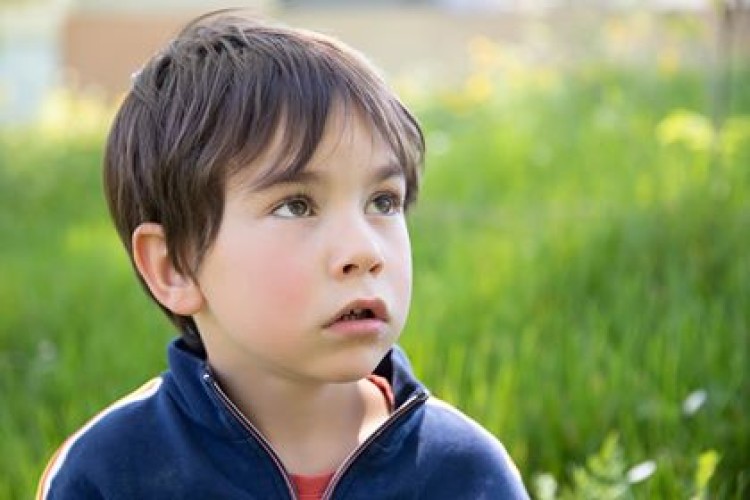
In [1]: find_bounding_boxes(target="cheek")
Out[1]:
[251,235,316,309]
[389,226,413,318]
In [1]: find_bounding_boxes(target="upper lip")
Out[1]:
[326,298,389,326]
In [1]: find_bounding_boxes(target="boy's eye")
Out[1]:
[272,197,315,218]
[367,192,403,216]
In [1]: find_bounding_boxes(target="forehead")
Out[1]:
[306,107,396,167]
[232,103,401,191]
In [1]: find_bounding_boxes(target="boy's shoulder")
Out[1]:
[37,378,169,498]
[423,396,519,461]
[411,395,527,496]
[50,377,165,456]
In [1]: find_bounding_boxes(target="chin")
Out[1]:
[316,346,391,383]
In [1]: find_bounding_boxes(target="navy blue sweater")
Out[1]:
[38,339,529,499]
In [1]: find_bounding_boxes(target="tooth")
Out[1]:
[339,307,375,321]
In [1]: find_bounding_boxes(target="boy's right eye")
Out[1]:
[271,196,315,218]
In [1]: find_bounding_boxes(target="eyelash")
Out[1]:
[369,191,404,215]
[271,193,316,218]
[270,190,405,218]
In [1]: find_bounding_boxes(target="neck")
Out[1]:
[211,365,389,475]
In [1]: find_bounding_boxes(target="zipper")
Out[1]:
[204,370,428,500]
[203,372,298,500]
[320,390,428,500]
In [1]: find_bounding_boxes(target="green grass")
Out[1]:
[1,64,748,498]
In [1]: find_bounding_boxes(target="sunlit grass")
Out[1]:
[1,62,748,498]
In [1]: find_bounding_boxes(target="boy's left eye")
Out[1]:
[367,192,403,216]
[272,196,315,218]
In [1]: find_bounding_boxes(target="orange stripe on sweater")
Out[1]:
[35,377,163,499]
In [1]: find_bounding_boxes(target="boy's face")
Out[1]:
[192,108,412,385]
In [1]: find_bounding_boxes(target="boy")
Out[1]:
[37,11,528,499]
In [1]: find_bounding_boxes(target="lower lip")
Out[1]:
[324,319,388,338]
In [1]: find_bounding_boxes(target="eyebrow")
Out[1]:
[249,161,405,192]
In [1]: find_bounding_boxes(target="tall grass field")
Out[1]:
[1,60,748,497]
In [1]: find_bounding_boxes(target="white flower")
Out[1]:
[532,473,558,500]
[627,460,657,484]
[682,389,708,416]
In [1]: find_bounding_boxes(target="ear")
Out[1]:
[131,223,204,316]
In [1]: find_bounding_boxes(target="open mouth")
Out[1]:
[327,299,388,327]
[339,308,376,321]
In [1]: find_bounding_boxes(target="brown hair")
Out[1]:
[103,11,425,351]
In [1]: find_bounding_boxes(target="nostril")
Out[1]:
[338,256,383,277]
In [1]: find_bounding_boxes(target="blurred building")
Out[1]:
[0,1,69,124]
[1,0,748,125]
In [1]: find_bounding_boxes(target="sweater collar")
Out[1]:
[371,344,429,408]
[165,338,429,435]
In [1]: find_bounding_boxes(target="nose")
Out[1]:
[328,216,384,279]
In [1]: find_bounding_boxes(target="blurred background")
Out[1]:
[1,0,748,498]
